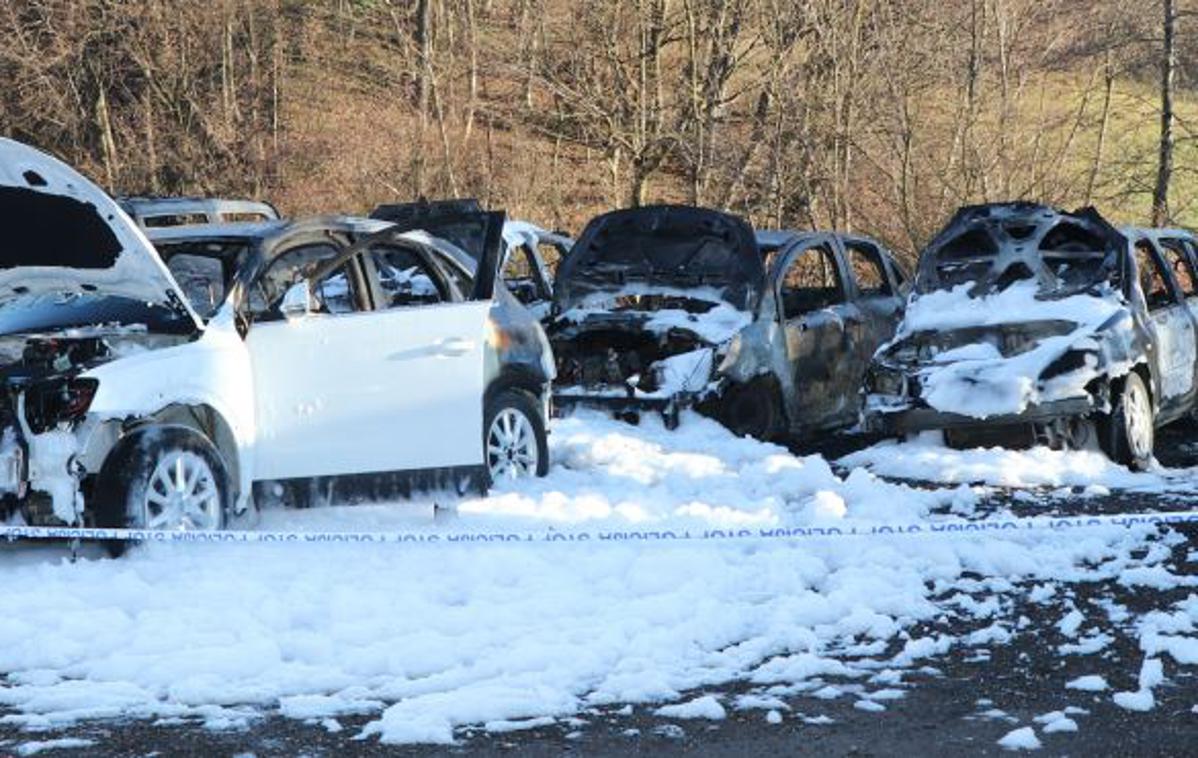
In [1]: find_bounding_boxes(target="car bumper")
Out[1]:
[552,391,696,418]
[864,395,1096,436]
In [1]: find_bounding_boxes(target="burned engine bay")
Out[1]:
[0,328,185,525]
[550,292,751,417]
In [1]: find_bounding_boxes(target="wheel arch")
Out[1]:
[86,403,244,507]
[485,364,547,406]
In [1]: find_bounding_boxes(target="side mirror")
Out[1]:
[280,281,314,319]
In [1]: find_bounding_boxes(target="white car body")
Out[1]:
[0,139,546,528]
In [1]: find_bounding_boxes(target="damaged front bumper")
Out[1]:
[552,388,707,428]
[864,393,1096,437]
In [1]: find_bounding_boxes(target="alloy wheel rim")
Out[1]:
[141,451,222,530]
[487,408,539,480]
[1124,381,1152,460]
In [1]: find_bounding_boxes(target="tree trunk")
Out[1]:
[1085,53,1114,206]
[413,0,432,196]
[1152,0,1176,226]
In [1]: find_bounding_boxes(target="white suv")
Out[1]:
[0,139,552,538]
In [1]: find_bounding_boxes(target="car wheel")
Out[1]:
[484,390,549,485]
[1099,373,1154,471]
[95,426,231,555]
[718,379,781,440]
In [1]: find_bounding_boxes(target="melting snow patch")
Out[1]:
[997,726,1042,751]
[484,716,556,734]
[16,739,95,756]
[652,724,686,740]
[1112,690,1155,712]
[1065,675,1109,691]
[766,709,783,724]
[1057,608,1085,637]
[1043,717,1078,734]
[654,695,726,720]
[732,694,788,712]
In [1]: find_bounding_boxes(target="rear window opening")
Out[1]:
[142,213,210,228]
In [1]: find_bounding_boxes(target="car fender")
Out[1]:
[80,308,256,508]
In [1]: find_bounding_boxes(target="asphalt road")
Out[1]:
[2,427,1196,757]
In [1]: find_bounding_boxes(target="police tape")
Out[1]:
[1,509,1196,547]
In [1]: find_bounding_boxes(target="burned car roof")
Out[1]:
[554,205,763,313]
[916,202,1127,298]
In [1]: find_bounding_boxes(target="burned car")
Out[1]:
[547,205,908,439]
[118,195,280,228]
[864,202,1198,469]
[0,138,551,542]
[370,199,572,319]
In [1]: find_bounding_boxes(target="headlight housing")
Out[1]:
[868,366,906,396]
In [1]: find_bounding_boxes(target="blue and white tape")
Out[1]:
[1,509,1196,547]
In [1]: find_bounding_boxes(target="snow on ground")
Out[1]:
[0,411,1193,745]
[841,432,1198,493]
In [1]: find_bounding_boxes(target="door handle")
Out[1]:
[438,338,475,356]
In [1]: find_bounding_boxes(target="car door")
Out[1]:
[245,229,493,482]
[1132,237,1198,416]
[774,237,857,430]
[1155,237,1198,414]
[838,237,905,410]
[245,238,390,480]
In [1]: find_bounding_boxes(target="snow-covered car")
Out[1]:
[118,195,280,228]
[547,205,908,439]
[864,202,1198,469]
[370,199,572,320]
[0,138,551,539]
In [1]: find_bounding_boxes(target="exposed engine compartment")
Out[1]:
[0,330,187,526]
[553,325,710,396]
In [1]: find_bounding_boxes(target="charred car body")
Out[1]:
[0,138,551,539]
[547,205,908,439]
[864,202,1198,469]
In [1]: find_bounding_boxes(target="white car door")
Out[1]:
[247,241,488,481]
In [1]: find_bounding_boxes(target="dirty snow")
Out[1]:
[0,411,1192,746]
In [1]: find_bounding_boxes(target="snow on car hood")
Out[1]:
[554,206,764,313]
[559,298,752,346]
[885,280,1126,419]
[0,139,200,327]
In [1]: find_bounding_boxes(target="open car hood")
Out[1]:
[553,206,764,313]
[0,139,200,326]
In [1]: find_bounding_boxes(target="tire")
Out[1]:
[1098,372,1155,471]
[717,379,781,441]
[483,390,549,487]
[94,425,232,556]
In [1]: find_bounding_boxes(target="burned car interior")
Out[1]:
[369,198,569,314]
